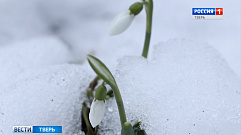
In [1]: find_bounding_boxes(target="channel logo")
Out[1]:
[13,126,62,133]
[13,126,32,133]
[192,8,223,20]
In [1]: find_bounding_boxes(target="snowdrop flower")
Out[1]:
[110,2,143,36]
[89,85,107,127]
[109,10,135,36]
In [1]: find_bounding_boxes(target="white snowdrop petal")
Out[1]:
[89,99,106,127]
[110,10,135,36]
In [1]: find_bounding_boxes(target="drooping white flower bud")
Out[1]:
[89,99,105,127]
[109,10,135,36]
[89,85,107,127]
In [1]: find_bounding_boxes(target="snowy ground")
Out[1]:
[0,0,240,135]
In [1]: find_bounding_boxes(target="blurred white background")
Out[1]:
[0,0,240,77]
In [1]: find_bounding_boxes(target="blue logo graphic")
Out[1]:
[192,8,216,15]
[33,126,62,133]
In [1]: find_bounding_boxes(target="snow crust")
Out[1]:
[99,39,241,135]
[0,64,93,135]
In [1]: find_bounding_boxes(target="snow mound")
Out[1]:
[100,39,241,135]
[0,64,93,135]
[0,37,73,86]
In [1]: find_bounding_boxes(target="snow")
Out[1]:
[0,0,240,135]
[0,37,73,86]
[99,39,241,135]
[0,36,95,134]
[0,64,94,135]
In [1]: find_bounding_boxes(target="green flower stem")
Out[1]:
[101,81,105,86]
[110,83,127,128]
[142,0,153,58]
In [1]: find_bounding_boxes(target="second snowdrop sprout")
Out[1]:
[87,55,139,134]
[87,55,127,126]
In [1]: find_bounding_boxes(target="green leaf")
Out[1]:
[136,130,147,135]
[133,121,147,135]
[82,103,95,135]
[87,55,116,86]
